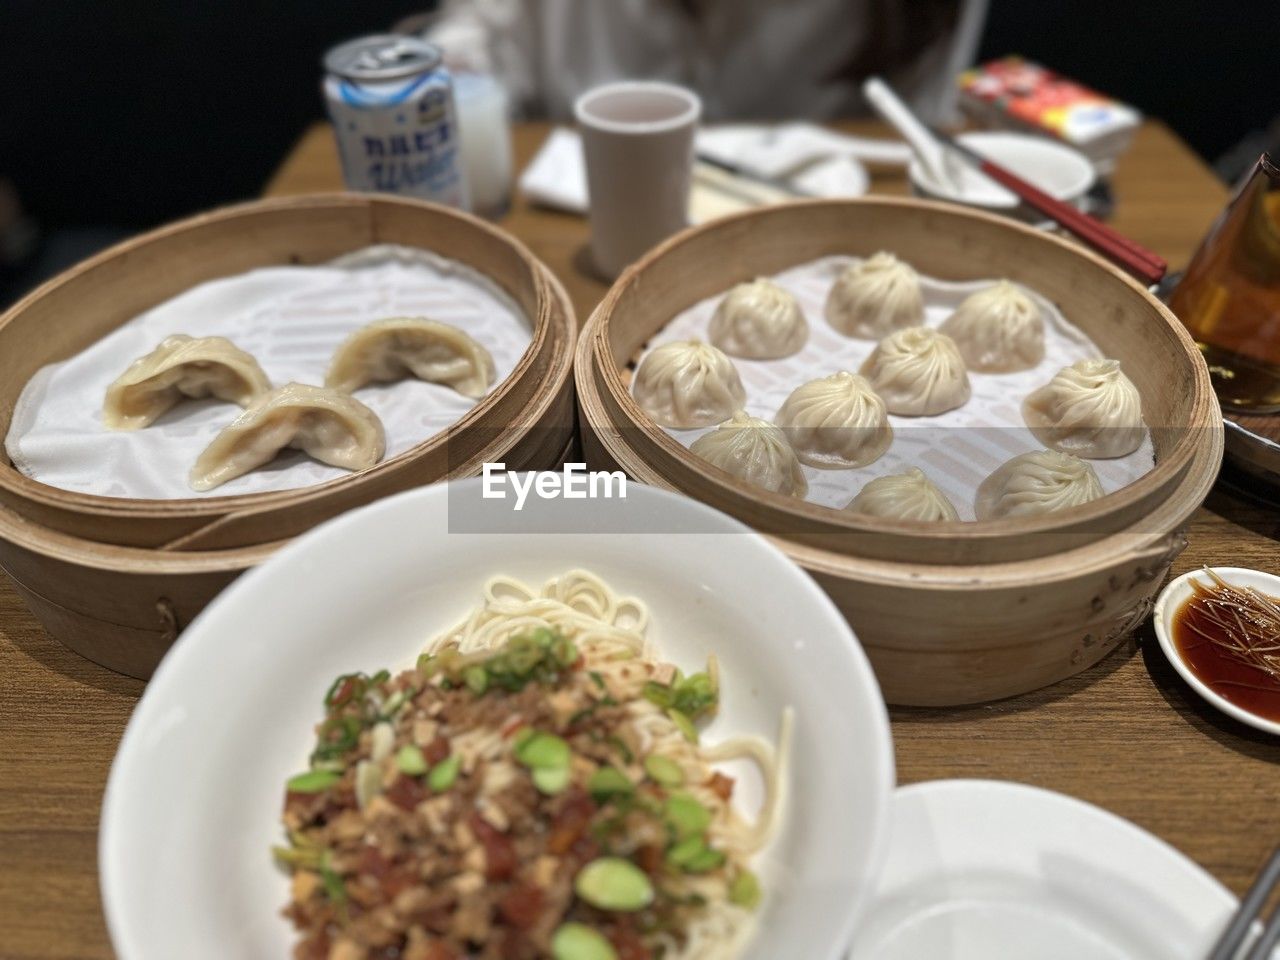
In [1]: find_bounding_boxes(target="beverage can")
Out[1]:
[322,34,469,209]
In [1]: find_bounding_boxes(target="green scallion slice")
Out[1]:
[427,755,461,792]
[574,857,654,912]
[286,769,340,793]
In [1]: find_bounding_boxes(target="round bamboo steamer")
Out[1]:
[0,194,576,550]
[581,198,1219,566]
[0,431,578,680]
[575,198,1225,705]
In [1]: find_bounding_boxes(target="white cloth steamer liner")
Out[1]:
[5,245,533,499]
[640,255,1154,520]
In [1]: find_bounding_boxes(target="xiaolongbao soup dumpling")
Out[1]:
[859,327,970,416]
[974,449,1104,521]
[845,467,960,522]
[689,411,807,497]
[774,371,892,469]
[104,334,270,430]
[824,252,924,339]
[940,280,1044,372]
[709,277,808,359]
[326,318,495,399]
[1023,358,1144,459]
[189,383,385,492]
[632,340,747,429]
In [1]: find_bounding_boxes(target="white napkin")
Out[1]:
[519,124,908,219]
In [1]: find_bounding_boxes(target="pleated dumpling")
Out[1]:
[326,318,495,399]
[940,280,1044,372]
[103,334,270,430]
[824,252,925,339]
[859,327,970,416]
[689,411,807,497]
[709,277,808,359]
[774,371,892,469]
[974,449,1104,521]
[1023,358,1144,459]
[189,383,385,492]
[845,467,959,522]
[632,340,747,429]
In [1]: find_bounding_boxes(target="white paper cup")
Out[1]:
[575,81,702,279]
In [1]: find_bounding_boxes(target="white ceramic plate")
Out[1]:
[101,479,894,960]
[848,780,1238,960]
[1154,566,1280,736]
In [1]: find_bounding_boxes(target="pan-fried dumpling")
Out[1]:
[708,277,808,359]
[974,449,1104,520]
[845,467,959,522]
[824,252,925,339]
[859,327,970,416]
[940,281,1044,372]
[689,411,807,497]
[1023,358,1144,459]
[189,383,385,492]
[103,334,270,430]
[774,371,892,469]
[632,340,747,429]
[326,318,495,399]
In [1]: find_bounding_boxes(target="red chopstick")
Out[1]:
[928,127,1168,286]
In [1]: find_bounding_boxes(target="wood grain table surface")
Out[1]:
[3,120,1277,959]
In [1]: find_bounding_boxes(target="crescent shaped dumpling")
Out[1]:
[325,318,496,399]
[859,326,971,416]
[774,371,892,469]
[103,334,270,430]
[974,449,1104,521]
[1023,358,1144,459]
[632,340,747,429]
[189,383,385,492]
[824,252,925,339]
[845,467,960,522]
[940,280,1045,372]
[689,411,807,497]
[708,277,808,359]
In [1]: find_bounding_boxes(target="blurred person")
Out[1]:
[414,0,988,123]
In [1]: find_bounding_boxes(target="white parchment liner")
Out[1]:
[5,245,533,499]
[639,255,1154,521]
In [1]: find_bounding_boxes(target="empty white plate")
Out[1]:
[848,780,1238,960]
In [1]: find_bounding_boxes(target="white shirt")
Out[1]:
[426,0,987,123]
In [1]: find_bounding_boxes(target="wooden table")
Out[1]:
[3,121,1278,959]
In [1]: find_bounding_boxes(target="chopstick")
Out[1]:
[1207,846,1280,960]
[695,153,815,199]
[927,126,1168,287]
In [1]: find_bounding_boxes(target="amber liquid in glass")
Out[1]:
[1169,156,1280,412]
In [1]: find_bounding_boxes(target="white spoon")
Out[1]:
[861,76,957,188]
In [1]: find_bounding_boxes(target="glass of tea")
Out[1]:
[1170,154,1280,412]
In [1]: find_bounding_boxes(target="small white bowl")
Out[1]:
[909,132,1096,226]
[1153,566,1280,736]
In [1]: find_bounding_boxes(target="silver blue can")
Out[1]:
[322,35,469,209]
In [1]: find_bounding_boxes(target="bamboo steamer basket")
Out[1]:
[0,194,576,550]
[0,431,578,680]
[575,198,1224,705]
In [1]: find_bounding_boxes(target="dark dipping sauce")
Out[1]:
[1172,580,1280,723]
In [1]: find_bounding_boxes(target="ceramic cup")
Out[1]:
[575,81,702,280]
